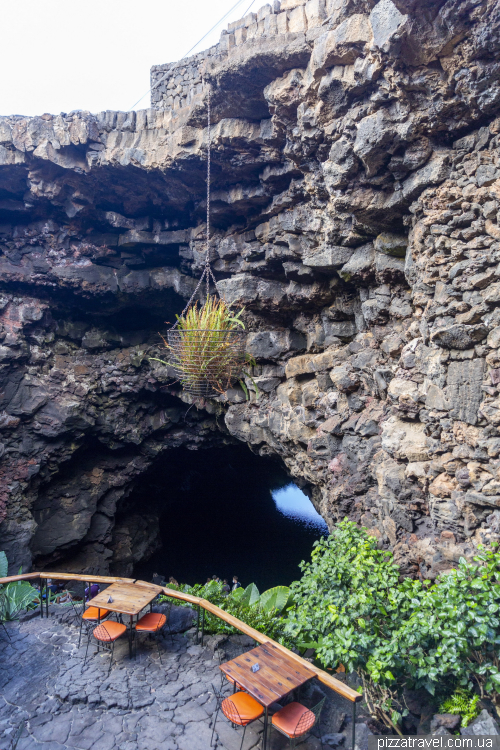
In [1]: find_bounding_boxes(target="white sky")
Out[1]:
[0,0,260,117]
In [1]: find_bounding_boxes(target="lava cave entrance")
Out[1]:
[126,445,327,591]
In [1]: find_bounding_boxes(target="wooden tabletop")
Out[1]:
[133,581,164,594]
[90,581,161,616]
[220,642,315,708]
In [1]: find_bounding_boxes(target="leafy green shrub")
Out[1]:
[440,688,480,727]
[282,521,500,731]
[159,580,293,645]
[284,520,409,671]
[0,551,39,621]
[367,545,500,705]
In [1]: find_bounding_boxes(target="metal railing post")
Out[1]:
[196,605,200,645]
[352,699,356,750]
[201,608,205,647]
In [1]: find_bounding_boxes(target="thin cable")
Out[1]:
[168,79,220,325]
[206,85,211,300]
[242,0,257,16]
[130,0,251,110]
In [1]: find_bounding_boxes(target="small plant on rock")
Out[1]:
[440,688,480,728]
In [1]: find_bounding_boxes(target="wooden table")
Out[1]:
[90,581,163,658]
[220,642,315,750]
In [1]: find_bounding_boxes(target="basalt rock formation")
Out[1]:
[1,0,500,578]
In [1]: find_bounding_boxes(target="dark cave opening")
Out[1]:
[125,445,327,592]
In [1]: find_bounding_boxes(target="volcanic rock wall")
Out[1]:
[0,0,500,577]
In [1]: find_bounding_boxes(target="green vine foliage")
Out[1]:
[366,545,500,700]
[284,520,408,675]
[283,520,500,708]
[440,689,481,728]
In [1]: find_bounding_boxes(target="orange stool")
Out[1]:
[225,674,246,692]
[271,698,325,748]
[84,621,127,675]
[135,612,171,663]
[78,605,110,648]
[211,685,264,750]
[82,606,110,620]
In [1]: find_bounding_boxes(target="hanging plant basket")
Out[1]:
[167,326,246,398]
[150,84,253,400]
[152,296,248,398]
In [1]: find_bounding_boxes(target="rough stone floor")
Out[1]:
[0,607,344,750]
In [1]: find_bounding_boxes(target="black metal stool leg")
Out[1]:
[156,630,163,664]
[108,641,114,676]
[211,704,221,747]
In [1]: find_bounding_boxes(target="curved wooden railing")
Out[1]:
[0,571,361,706]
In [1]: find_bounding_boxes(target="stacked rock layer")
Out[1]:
[0,0,500,577]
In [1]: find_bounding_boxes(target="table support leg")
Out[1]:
[352,701,356,750]
[129,615,133,659]
[263,706,269,750]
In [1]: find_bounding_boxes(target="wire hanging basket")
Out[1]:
[167,327,247,398]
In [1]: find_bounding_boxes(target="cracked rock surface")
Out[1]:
[1,0,500,576]
[0,606,339,750]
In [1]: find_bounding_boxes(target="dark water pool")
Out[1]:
[132,446,328,592]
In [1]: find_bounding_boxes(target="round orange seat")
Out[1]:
[135,613,166,632]
[82,606,110,620]
[222,692,264,726]
[93,621,126,642]
[272,702,315,738]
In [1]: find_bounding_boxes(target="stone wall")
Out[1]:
[150,0,328,113]
[1,0,500,577]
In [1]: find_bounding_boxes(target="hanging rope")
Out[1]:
[164,83,247,398]
[206,84,211,301]
[170,82,219,328]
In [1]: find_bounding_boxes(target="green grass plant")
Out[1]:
[151,296,248,395]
